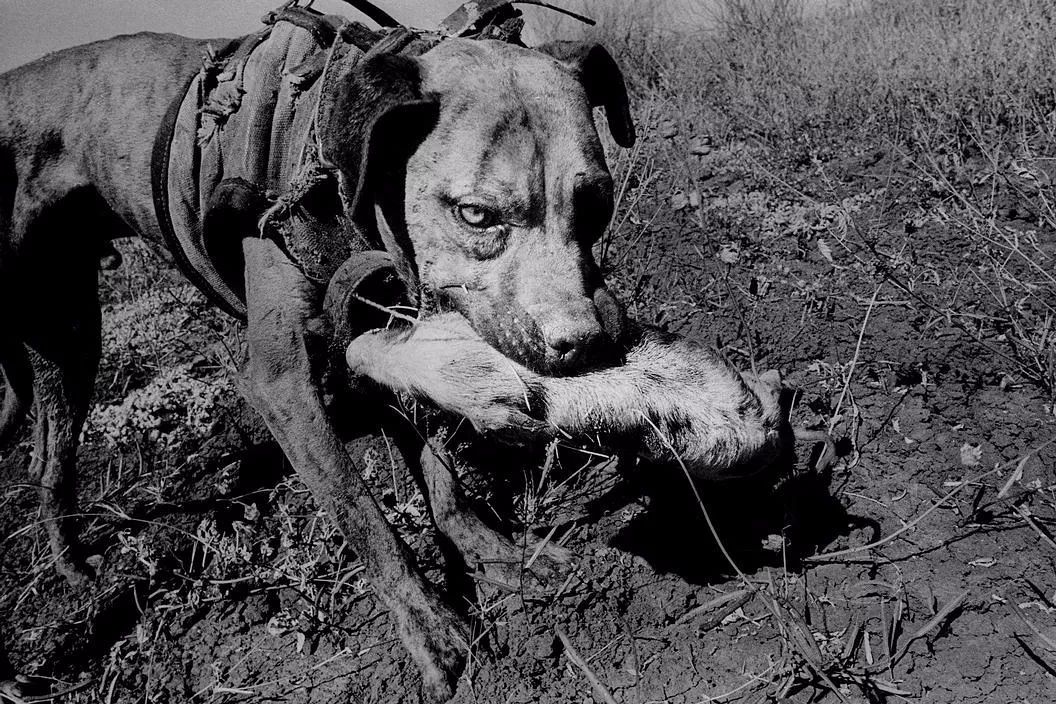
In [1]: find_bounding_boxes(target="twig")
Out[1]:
[829,282,882,434]
[806,467,1001,562]
[864,590,969,673]
[524,525,559,571]
[700,665,776,702]
[1009,598,1056,652]
[670,589,753,629]
[555,628,618,704]
[1012,505,1056,552]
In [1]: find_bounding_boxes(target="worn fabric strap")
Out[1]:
[151,40,246,319]
[323,250,404,350]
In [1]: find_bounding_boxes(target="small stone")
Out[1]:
[688,137,711,155]
[717,242,740,265]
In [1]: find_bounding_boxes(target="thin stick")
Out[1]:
[806,467,1001,562]
[352,292,419,325]
[864,590,969,673]
[1009,598,1056,652]
[829,282,882,434]
[1013,505,1056,552]
[515,1,597,26]
[524,525,559,571]
[555,628,618,704]
[670,589,753,628]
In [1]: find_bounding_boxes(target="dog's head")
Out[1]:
[332,37,635,375]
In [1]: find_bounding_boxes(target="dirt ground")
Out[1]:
[3,91,1056,704]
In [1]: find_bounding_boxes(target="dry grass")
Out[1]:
[561,0,1056,405]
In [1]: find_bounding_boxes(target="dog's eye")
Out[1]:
[456,203,499,229]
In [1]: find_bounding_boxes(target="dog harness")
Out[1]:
[151,0,591,335]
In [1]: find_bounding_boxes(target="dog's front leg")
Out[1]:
[410,438,570,592]
[240,239,465,702]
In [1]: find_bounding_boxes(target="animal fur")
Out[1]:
[346,312,786,474]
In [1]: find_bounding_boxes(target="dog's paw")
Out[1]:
[462,529,575,597]
[396,597,468,703]
[516,538,575,590]
[55,554,99,588]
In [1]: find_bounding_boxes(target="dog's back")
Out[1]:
[0,33,218,249]
[0,33,214,444]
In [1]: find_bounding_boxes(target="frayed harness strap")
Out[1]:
[151,39,247,319]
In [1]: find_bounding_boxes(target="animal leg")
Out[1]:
[0,329,31,448]
[0,201,31,448]
[240,238,466,702]
[23,299,101,587]
[408,437,570,594]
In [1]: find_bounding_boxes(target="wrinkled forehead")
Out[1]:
[416,40,608,179]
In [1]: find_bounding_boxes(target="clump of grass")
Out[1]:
[85,364,234,447]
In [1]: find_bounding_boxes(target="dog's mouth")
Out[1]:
[431,286,623,376]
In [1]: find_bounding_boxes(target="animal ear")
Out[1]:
[352,100,439,297]
[537,41,636,148]
[317,34,426,198]
[315,29,439,296]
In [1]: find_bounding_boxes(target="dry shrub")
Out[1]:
[563,0,1056,143]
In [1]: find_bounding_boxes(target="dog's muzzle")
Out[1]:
[445,285,626,376]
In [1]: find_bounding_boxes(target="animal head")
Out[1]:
[326,36,635,375]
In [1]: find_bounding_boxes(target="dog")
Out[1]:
[0,5,786,701]
[0,6,642,698]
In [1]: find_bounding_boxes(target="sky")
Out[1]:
[0,0,467,72]
[0,0,834,73]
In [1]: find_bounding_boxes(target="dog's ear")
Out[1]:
[316,31,439,296]
[317,36,427,202]
[353,99,439,297]
[537,41,636,148]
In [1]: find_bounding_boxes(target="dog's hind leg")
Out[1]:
[21,272,101,586]
[11,183,105,585]
[0,318,31,448]
[240,238,466,702]
[0,153,30,447]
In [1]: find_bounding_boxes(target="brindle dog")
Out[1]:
[0,20,645,699]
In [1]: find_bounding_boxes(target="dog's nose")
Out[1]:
[541,318,609,372]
